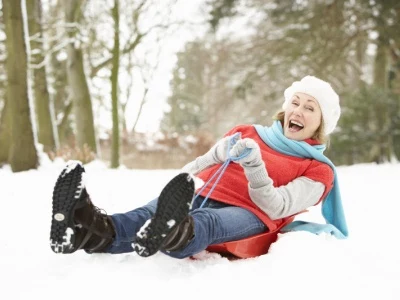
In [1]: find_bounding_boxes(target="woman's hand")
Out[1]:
[180,133,242,175]
[212,133,242,163]
[229,138,263,167]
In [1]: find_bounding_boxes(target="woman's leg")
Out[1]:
[107,174,196,255]
[50,161,194,255]
[106,199,158,254]
[163,203,267,259]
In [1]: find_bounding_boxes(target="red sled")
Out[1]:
[206,216,294,259]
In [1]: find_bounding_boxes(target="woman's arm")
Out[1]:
[181,134,241,175]
[244,164,324,220]
[229,137,326,220]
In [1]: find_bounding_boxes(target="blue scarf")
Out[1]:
[253,121,348,239]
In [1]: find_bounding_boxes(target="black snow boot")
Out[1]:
[134,173,195,257]
[161,215,195,252]
[50,161,115,254]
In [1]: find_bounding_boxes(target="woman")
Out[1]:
[50,75,348,258]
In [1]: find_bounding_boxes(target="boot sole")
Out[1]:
[134,173,195,257]
[49,161,85,254]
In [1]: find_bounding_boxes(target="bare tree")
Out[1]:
[26,0,59,152]
[84,0,185,164]
[110,0,120,168]
[0,2,8,165]
[63,0,97,153]
[0,97,10,165]
[130,46,163,132]
[44,0,71,146]
[3,0,38,171]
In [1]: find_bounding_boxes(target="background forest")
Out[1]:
[1,0,399,172]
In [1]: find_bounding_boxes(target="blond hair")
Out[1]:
[272,111,329,145]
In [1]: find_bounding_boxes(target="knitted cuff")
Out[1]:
[243,163,271,189]
[196,154,216,172]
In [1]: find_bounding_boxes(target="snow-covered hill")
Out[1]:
[1,160,399,300]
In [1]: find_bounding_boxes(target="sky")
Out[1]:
[120,0,208,133]
[1,158,399,300]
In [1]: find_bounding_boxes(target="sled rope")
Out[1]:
[193,133,251,208]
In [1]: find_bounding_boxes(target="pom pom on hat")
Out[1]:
[282,76,341,135]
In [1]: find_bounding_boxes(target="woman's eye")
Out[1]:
[292,101,299,106]
[306,106,314,111]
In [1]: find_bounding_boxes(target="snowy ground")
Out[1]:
[1,158,399,300]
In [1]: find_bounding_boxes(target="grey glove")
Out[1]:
[181,133,241,175]
[211,133,241,163]
[229,138,263,167]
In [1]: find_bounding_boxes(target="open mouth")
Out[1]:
[288,120,304,132]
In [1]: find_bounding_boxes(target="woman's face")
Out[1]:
[283,92,322,141]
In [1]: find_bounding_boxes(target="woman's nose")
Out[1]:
[293,106,302,116]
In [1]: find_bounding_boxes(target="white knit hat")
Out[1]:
[282,75,341,135]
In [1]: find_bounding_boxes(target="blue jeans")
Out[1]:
[107,196,267,259]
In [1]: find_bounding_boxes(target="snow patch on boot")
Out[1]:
[134,243,147,256]
[50,227,74,253]
[136,219,152,239]
[167,219,176,228]
[74,178,85,200]
[62,160,83,177]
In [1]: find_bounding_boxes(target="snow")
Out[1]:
[63,160,82,175]
[1,160,400,300]
[167,219,176,228]
[50,227,74,254]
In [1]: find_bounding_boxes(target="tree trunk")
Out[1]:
[0,98,11,165]
[57,100,74,145]
[373,38,388,89]
[63,0,97,153]
[131,87,148,132]
[110,0,120,168]
[3,0,39,172]
[26,0,59,152]
[46,0,69,146]
[388,43,400,161]
[373,38,393,162]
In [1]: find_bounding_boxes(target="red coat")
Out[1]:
[197,125,334,231]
